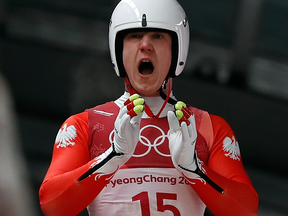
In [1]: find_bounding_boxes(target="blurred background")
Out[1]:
[0,0,288,215]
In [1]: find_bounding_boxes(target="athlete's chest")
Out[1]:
[88,112,209,167]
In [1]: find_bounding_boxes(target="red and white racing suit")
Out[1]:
[39,92,258,216]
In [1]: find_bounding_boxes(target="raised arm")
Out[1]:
[168,103,259,216]
[39,95,145,216]
[39,112,110,216]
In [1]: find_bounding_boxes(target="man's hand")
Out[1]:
[78,94,145,181]
[168,101,198,171]
[113,94,144,158]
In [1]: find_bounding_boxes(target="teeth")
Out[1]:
[142,60,150,63]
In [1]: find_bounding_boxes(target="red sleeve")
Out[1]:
[183,114,259,216]
[208,115,255,188]
[39,112,113,216]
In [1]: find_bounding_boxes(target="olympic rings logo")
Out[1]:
[109,124,170,158]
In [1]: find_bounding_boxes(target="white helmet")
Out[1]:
[109,0,190,78]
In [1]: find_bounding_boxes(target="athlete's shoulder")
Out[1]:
[187,105,231,130]
[209,114,233,131]
[187,105,209,118]
[186,104,230,126]
[65,111,88,125]
[58,112,89,139]
[86,101,119,114]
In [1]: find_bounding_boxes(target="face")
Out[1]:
[123,31,172,97]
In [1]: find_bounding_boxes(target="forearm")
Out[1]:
[181,164,259,216]
[40,162,108,216]
[39,147,125,216]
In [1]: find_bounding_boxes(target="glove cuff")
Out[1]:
[78,144,128,181]
[177,151,202,178]
[178,152,224,193]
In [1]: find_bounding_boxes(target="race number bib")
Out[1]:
[88,168,206,216]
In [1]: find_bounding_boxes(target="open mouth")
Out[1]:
[139,60,154,75]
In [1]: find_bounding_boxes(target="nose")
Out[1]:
[139,35,153,52]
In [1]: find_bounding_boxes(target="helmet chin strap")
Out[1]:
[159,76,177,105]
[125,77,137,95]
[125,76,177,118]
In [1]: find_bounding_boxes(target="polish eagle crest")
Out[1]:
[55,123,77,148]
[223,136,241,161]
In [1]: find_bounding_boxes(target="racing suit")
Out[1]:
[39,92,258,216]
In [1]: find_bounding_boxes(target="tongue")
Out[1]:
[140,68,153,75]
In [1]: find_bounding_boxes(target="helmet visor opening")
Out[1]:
[115,28,178,78]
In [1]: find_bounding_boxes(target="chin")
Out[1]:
[131,82,162,97]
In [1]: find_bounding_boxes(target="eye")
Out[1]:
[153,33,163,39]
[132,33,142,38]
[126,32,143,40]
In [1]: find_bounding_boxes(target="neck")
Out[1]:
[124,78,173,97]
[142,91,175,118]
[116,90,176,118]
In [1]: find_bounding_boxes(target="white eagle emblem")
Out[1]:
[55,123,77,148]
[223,136,241,161]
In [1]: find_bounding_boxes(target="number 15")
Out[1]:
[132,191,181,216]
